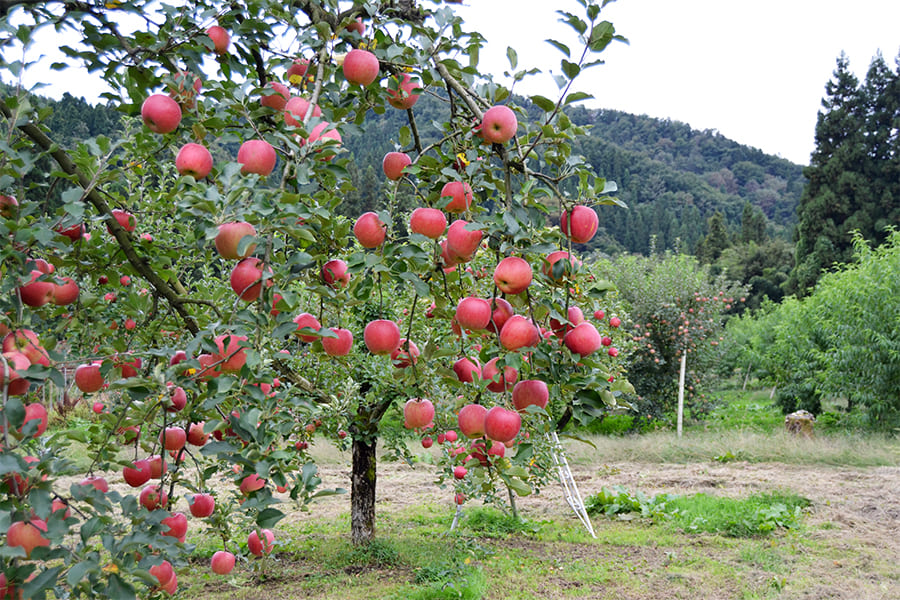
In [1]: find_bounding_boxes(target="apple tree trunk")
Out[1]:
[350,436,377,545]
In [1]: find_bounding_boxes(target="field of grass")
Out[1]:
[167,389,899,600]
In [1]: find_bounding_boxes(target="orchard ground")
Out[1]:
[62,389,896,600]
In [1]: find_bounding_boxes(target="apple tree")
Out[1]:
[0,0,630,596]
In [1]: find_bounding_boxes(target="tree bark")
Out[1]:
[350,437,377,545]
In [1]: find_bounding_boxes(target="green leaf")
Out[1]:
[545,39,571,58]
[588,21,616,52]
[561,60,580,80]
[399,271,431,298]
[256,507,285,529]
[565,91,594,105]
[501,475,532,497]
[530,95,556,113]
[506,46,518,70]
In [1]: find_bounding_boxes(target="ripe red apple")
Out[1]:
[122,459,152,488]
[22,403,47,437]
[206,25,230,54]
[0,194,18,218]
[175,143,213,179]
[141,94,182,134]
[343,48,380,86]
[594,309,606,320]
[481,105,518,144]
[303,121,342,158]
[167,386,187,412]
[382,151,411,181]
[149,560,175,589]
[284,96,322,126]
[240,473,265,495]
[440,181,473,213]
[421,436,433,448]
[403,398,434,429]
[321,259,350,288]
[0,351,29,396]
[445,219,482,263]
[563,322,603,357]
[18,270,53,307]
[6,520,49,558]
[482,357,517,393]
[457,403,487,439]
[452,357,481,383]
[550,306,585,338]
[493,256,532,295]
[386,72,420,109]
[391,338,419,369]
[561,205,599,244]
[483,406,521,443]
[50,276,79,305]
[363,319,401,355]
[453,466,467,479]
[247,528,274,556]
[601,336,612,346]
[353,212,387,248]
[3,329,49,366]
[187,422,209,446]
[542,250,580,282]
[321,327,353,356]
[107,209,136,234]
[159,427,186,452]
[189,493,216,518]
[512,380,550,412]
[237,140,277,176]
[409,207,446,238]
[147,455,167,479]
[260,81,290,110]
[609,316,621,328]
[230,257,272,301]
[140,484,167,510]
[55,222,85,242]
[286,58,311,86]
[215,221,257,260]
[608,347,619,357]
[344,16,365,35]
[455,296,492,331]
[161,511,188,539]
[213,333,248,372]
[293,312,321,343]
[167,70,201,108]
[74,362,104,393]
[499,315,540,351]
[80,475,109,493]
[211,550,235,575]
[487,297,514,334]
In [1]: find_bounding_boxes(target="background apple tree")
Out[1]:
[0,0,631,596]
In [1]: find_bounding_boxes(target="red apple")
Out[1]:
[18,270,53,307]
[206,25,230,54]
[353,212,386,248]
[167,70,201,109]
[74,362,104,393]
[80,475,109,493]
[161,511,188,539]
[512,380,550,412]
[481,105,518,144]
[457,403,487,439]
[230,257,272,301]
[247,528,274,556]
[284,96,322,126]
[141,94,182,134]
[445,219,482,263]
[453,466,467,479]
[189,493,216,518]
[493,256,532,295]
[390,338,419,368]
[215,221,257,260]
[167,385,187,412]
[159,427,186,452]
[386,72,420,109]
[0,351,29,397]
[483,406,521,443]
[123,459,152,488]
[487,297,514,334]
[322,259,350,288]
[542,250,580,282]
[286,58,311,86]
[187,422,209,446]
[455,296,492,331]
[609,316,621,328]
[22,403,47,437]
[499,315,540,351]
[342,48,379,85]
[175,143,213,179]
[6,520,49,558]
[594,309,606,320]
[344,17,365,35]
[50,277,79,305]
[550,306,585,338]
[237,140,277,176]
[140,484,167,510]
[293,312,321,343]
[211,551,235,575]
[3,329,49,366]
[213,333,248,372]
[321,327,353,356]
[563,322,603,357]
[409,207,446,238]
[260,81,290,110]
[363,319,401,355]
[0,194,18,218]
[402,397,434,429]
[147,455,167,479]
[55,222,85,242]
[149,560,175,589]
[482,357,517,393]
[560,205,599,244]
[382,151,412,181]
[440,181,473,213]
[302,121,342,158]
[452,357,481,383]
[240,473,265,495]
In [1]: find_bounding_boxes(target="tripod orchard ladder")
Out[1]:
[550,431,596,538]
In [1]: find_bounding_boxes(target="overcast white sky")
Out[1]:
[7,0,900,165]
[455,0,900,165]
